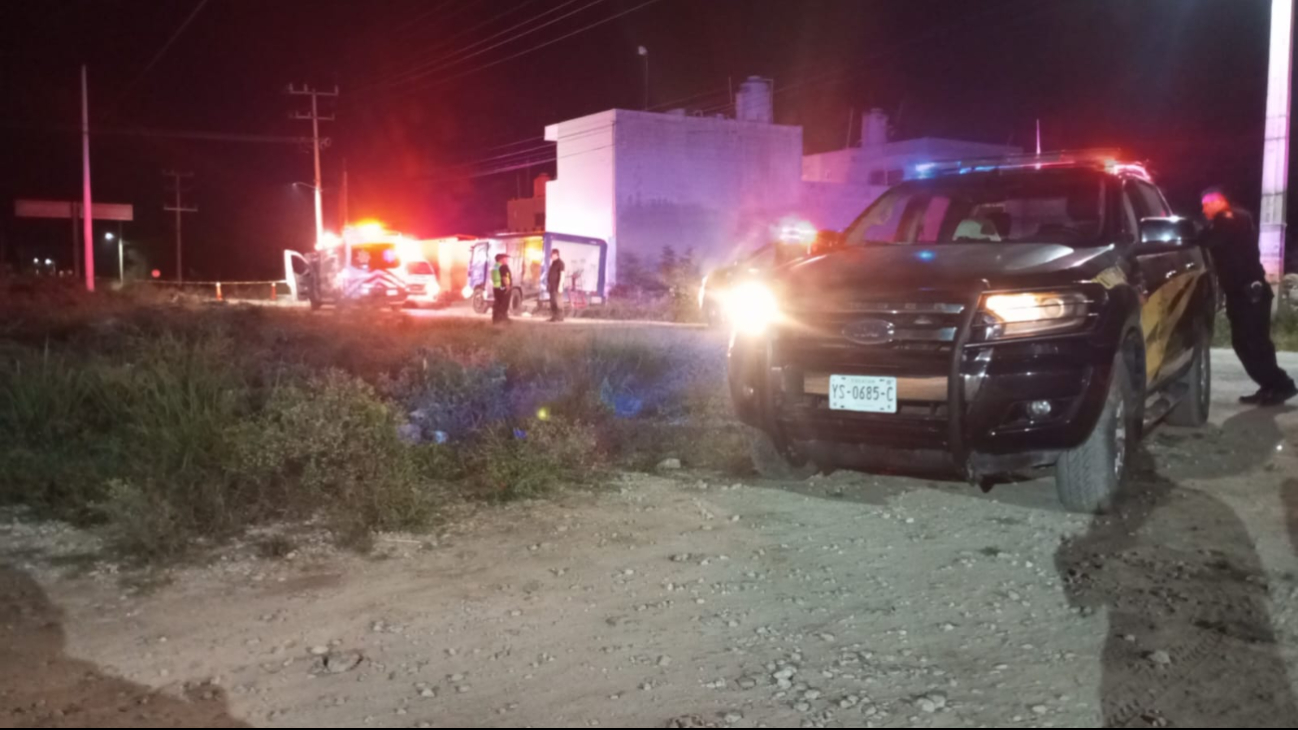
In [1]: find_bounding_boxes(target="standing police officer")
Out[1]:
[1200,187,1296,405]
[491,253,513,325]
[546,249,566,322]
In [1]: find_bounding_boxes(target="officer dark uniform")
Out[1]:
[1200,187,1297,405]
[491,253,513,325]
[546,249,566,322]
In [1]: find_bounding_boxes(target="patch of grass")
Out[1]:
[1213,305,1298,352]
[462,420,605,502]
[233,371,440,538]
[0,290,743,563]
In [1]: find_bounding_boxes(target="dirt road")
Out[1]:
[4,352,1298,728]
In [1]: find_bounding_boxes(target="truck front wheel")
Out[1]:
[1055,353,1138,514]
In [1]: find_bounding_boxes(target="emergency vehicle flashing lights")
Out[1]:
[344,227,398,245]
[916,149,1151,181]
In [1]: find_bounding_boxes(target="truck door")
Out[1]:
[1126,179,1205,387]
[284,250,311,301]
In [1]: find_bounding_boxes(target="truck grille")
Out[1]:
[774,299,968,372]
[769,295,973,446]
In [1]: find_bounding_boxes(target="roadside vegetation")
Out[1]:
[1213,303,1298,351]
[0,279,743,561]
[574,247,706,324]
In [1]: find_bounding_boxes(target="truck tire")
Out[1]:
[748,428,818,481]
[1166,325,1211,427]
[471,287,489,314]
[1055,352,1137,514]
[509,288,523,316]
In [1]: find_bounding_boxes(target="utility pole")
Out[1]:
[81,65,95,292]
[1261,0,1294,282]
[288,84,338,243]
[340,157,350,229]
[163,171,196,283]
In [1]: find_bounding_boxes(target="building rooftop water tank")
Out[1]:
[862,108,889,149]
[735,76,773,123]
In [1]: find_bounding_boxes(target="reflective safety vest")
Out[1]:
[491,263,502,289]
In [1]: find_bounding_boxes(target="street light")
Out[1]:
[638,46,650,110]
[105,230,124,284]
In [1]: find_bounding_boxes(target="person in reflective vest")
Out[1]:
[491,253,513,324]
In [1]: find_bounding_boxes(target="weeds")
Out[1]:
[1213,305,1298,352]
[0,295,742,562]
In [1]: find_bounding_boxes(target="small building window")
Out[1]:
[534,213,546,230]
[868,170,887,186]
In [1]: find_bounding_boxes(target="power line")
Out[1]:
[398,0,666,95]
[417,0,549,52]
[112,0,212,110]
[422,142,616,184]
[379,0,589,88]
[364,0,606,93]
[388,0,470,43]
[412,0,1024,165]
[437,124,627,173]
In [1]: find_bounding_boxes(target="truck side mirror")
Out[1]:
[1135,217,1197,255]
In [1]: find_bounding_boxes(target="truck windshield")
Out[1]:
[843,169,1107,246]
[406,260,435,276]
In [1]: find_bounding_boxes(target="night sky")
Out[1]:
[0,0,1292,281]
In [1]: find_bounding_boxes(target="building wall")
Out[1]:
[506,196,546,233]
[544,111,619,283]
[545,108,1021,286]
[546,109,803,286]
[801,138,1023,231]
[800,181,888,233]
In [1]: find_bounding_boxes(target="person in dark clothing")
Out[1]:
[491,253,513,324]
[1200,187,1297,405]
[546,249,566,322]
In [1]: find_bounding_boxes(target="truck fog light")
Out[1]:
[1028,400,1053,419]
[743,386,756,399]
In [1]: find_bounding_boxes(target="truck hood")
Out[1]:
[779,243,1117,294]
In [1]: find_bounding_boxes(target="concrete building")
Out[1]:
[505,173,549,233]
[545,106,803,285]
[801,109,1020,231]
[543,88,1019,287]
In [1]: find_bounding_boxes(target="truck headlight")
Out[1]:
[980,291,1091,339]
[727,281,781,336]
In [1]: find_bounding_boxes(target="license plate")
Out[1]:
[829,375,897,414]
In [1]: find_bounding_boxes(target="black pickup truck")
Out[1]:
[728,151,1217,513]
